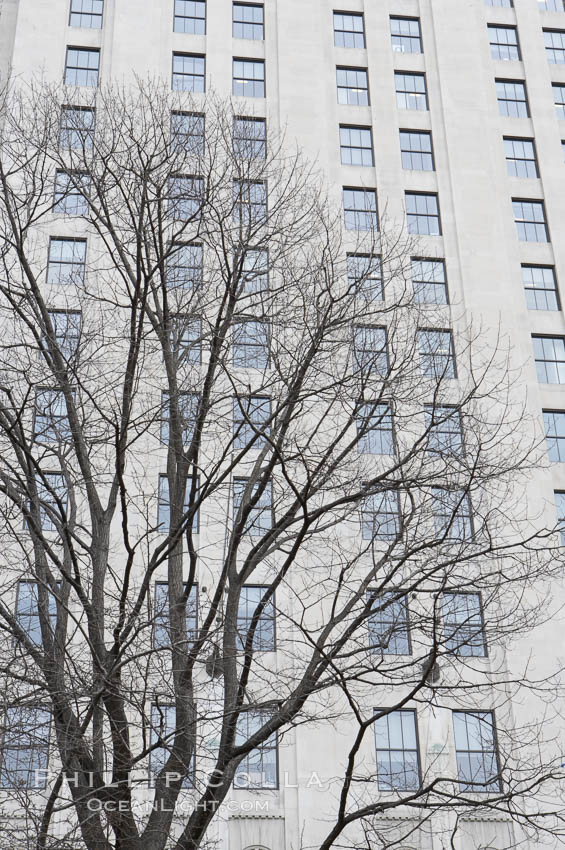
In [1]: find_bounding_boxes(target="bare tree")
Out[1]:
[0,79,562,850]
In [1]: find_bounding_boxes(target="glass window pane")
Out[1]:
[64,47,100,86]
[233,59,265,97]
[374,710,420,791]
[174,0,206,34]
[412,258,448,304]
[333,12,365,48]
[149,704,194,786]
[70,0,104,27]
[390,17,422,54]
[172,53,206,92]
[337,67,369,106]
[233,3,264,39]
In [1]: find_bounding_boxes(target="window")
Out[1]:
[153,582,198,648]
[496,79,529,117]
[553,83,565,118]
[233,59,265,97]
[64,47,100,86]
[53,170,90,216]
[522,265,559,311]
[417,329,456,378]
[47,238,86,286]
[453,712,501,792]
[400,130,434,171]
[368,593,411,654]
[503,138,538,178]
[405,193,441,236]
[361,491,401,541]
[333,12,365,48]
[412,259,448,304]
[35,473,67,533]
[339,126,374,166]
[485,0,513,6]
[432,488,474,541]
[171,112,205,155]
[60,106,95,149]
[424,405,464,456]
[69,0,103,27]
[172,53,205,92]
[532,336,565,383]
[157,474,199,532]
[161,391,199,445]
[15,580,57,645]
[149,704,194,787]
[544,29,565,63]
[233,180,267,226]
[555,491,565,544]
[233,3,264,39]
[512,199,549,242]
[395,72,428,110]
[234,710,278,789]
[174,0,206,34]
[357,403,395,455]
[353,326,388,375]
[442,593,486,656]
[168,175,204,220]
[0,707,50,788]
[34,389,72,444]
[544,410,565,461]
[488,25,520,61]
[233,117,267,158]
[233,478,273,535]
[240,249,269,292]
[540,0,565,10]
[46,310,82,359]
[336,67,369,106]
[390,17,422,54]
[343,188,378,230]
[233,321,269,368]
[233,395,271,449]
[347,254,383,301]
[562,140,565,162]
[166,244,203,289]
[374,710,420,791]
[236,586,275,651]
[169,316,202,363]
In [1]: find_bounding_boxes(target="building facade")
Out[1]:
[1,1,565,849]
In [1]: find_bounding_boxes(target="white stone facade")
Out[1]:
[1,1,565,849]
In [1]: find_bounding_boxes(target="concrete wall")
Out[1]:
[4,1,565,848]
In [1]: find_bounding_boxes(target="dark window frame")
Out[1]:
[373,708,422,792]
[232,58,266,97]
[174,0,206,34]
[411,257,449,305]
[69,0,104,28]
[488,24,521,61]
[394,71,428,110]
[367,592,412,655]
[453,710,502,793]
[522,264,560,311]
[336,66,370,106]
[496,78,529,117]
[46,237,87,286]
[236,585,276,652]
[333,11,366,48]
[390,16,423,54]
[172,53,206,93]
[64,46,100,86]
[441,591,488,657]
[233,2,265,40]
[503,137,539,178]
